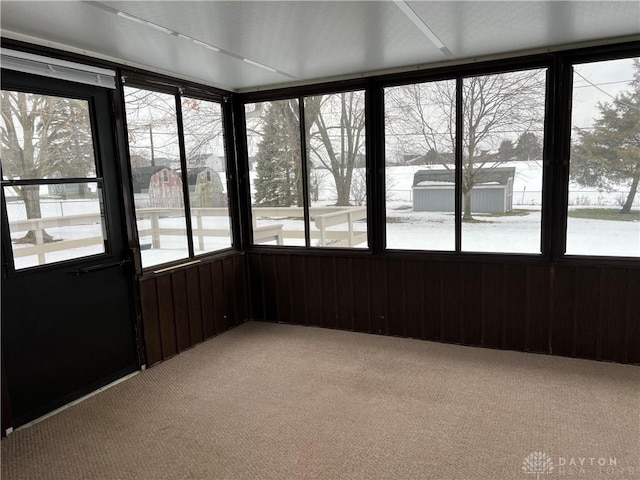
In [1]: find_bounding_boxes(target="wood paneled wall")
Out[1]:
[139,253,248,366]
[248,252,640,365]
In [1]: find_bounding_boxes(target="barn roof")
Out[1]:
[187,167,216,187]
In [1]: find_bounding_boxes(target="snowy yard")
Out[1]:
[255,162,639,256]
[5,160,639,270]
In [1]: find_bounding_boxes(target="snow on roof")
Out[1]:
[387,161,543,191]
[413,166,515,187]
[415,180,455,187]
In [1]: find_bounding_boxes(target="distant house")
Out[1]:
[189,154,226,172]
[412,167,515,213]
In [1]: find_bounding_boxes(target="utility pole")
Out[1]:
[149,123,155,166]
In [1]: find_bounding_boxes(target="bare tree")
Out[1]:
[180,97,224,165]
[123,88,180,166]
[124,88,226,172]
[1,90,94,243]
[386,69,545,220]
[386,79,456,167]
[306,91,366,206]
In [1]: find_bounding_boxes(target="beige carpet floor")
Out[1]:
[2,321,639,480]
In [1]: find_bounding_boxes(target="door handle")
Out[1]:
[66,258,133,276]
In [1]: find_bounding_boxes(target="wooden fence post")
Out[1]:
[151,212,160,249]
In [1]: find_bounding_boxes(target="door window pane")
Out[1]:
[461,68,547,254]
[1,89,108,270]
[567,57,640,257]
[124,87,189,267]
[305,91,367,248]
[384,80,456,251]
[245,100,304,246]
[0,91,97,180]
[181,97,232,254]
[4,183,106,269]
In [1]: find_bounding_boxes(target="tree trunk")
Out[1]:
[14,185,55,244]
[23,185,43,219]
[295,163,304,207]
[335,177,351,206]
[462,189,473,221]
[621,169,639,214]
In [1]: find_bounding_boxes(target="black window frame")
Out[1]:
[238,42,639,266]
[240,82,372,252]
[377,58,554,257]
[0,71,117,275]
[119,71,239,273]
[555,47,640,262]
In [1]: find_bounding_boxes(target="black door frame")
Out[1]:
[1,69,141,428]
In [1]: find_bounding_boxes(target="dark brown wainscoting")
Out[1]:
[248,252,640,365]
[139,253,248,367]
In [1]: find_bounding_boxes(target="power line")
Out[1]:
[573,79,632,88]
[573,71,639,112]
[384,129,544,136]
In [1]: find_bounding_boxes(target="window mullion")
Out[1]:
[542,58,561,260]
[455,77,463,253]
[299,97,311,248]
[175,90,195,258]
[368,82,384,255]
[555,58,573,259]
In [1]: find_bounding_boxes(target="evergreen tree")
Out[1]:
[253,100,302,207]
[571,59,640,214]
[515,132,542,161]
[498,139,516,162]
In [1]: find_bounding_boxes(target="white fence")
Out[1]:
[251,206,367,247]
[8,206,368,262]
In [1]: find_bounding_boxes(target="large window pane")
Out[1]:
[567,57,640,257]
[305,91,367,248]
[124,87,189,267]
[461,69,547,253]
[245,100,304,246]
[384,80,456,251]
[181,97,232,254]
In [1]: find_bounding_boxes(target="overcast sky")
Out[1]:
[571,57,637,131]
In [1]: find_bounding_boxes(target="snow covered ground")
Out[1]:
[5,161,638,270]
[381,162,637,256]
[260,163,638,256]
[385,206,639,256]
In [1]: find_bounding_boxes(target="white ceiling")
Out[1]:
[1,1,639,92]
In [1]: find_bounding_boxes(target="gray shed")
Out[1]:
[412,167,515,213]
